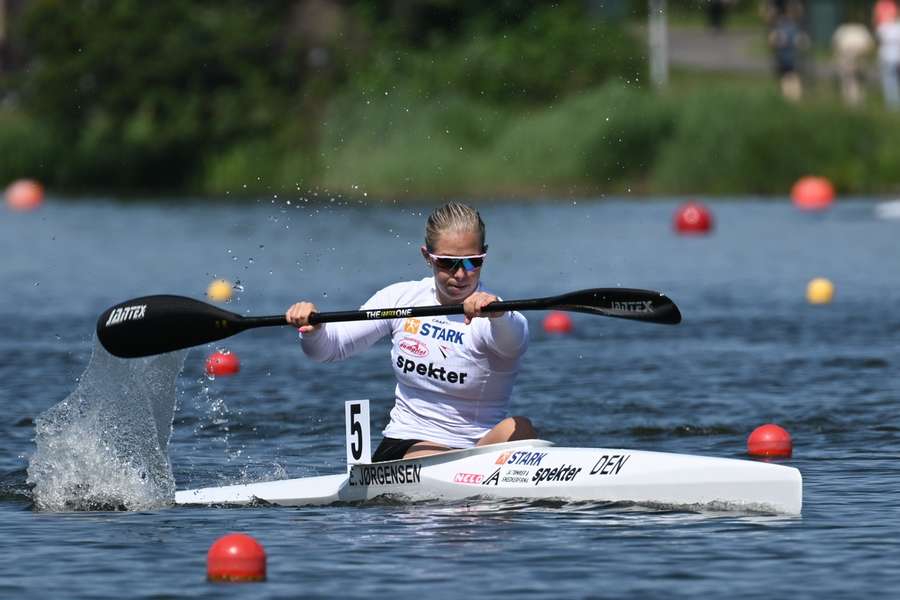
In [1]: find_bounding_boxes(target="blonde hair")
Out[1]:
[424,202,486,251]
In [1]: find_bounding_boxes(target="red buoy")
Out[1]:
[673,202,713,235]
[5,179,44,212]
[747,423,793,458]
[542,311,573,334]
[207,533,266,582]
[205,350,240,377]
[791,176,834,211]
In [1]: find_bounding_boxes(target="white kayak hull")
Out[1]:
[875,199,900,220]
[175,440,802,514]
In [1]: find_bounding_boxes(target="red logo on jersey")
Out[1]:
[399,337,429,358]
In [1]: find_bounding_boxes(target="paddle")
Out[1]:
[96,288,681,358]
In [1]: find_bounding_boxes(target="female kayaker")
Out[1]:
[285,201,536,461]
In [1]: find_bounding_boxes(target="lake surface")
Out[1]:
[2,197,899,598]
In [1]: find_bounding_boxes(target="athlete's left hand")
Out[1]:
[463,291,505,325]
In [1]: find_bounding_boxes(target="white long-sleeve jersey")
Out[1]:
[300,277,529,448]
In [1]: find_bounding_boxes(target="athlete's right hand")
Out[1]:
[286,301,320,333]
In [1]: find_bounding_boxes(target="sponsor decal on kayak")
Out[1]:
[611,300,653,313]
[505,451,547,467]
[501,468,531,484]
[418,323,464,344]
[403,318,422,334]
[532,464,582,485]
[453,472,483,484]
[105,304,147,327]
[348,463,422,487]
[367,308,413,319]
[396,356,468,384]
[590,454,630,476]
[482,468,501,486]
[399,337,429,358]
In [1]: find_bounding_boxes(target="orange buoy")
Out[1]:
[207,533,266,582]
[791,176,834,211]
[673,201,713,235]
[5,179,45,212]
[206,350,240,377]
[747,423,793,458]
[543,311,573,334]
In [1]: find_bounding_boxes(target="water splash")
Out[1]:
[26,341,186,511]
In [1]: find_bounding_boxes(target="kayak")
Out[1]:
[875,199,900,220]
[175,438,802,514]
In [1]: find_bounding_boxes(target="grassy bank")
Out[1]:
[5,81,900,199]
[4,2,900,199]
[313,82,900,198]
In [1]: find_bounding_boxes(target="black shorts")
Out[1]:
[371,437,424,462]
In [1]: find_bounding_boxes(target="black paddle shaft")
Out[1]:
[97,288,680,358]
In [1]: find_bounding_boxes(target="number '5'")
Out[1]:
[349,403,363,460]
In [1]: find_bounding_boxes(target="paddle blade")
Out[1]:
[97,295,244,358]
[553,288,682,324]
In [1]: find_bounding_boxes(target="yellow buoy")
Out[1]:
[207,279,233,302]
[806,277,834,304]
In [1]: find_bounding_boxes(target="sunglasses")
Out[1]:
[427,252,487,272]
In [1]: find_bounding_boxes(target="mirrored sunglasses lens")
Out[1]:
[435,257,460,270]
[433,256,484,271]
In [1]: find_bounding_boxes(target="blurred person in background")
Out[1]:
[760,0,788,25]
[707,0,736,33]
[877,13,900,109]
[874,0,898,30]
[768,1,809,101]
[832,22,874,107]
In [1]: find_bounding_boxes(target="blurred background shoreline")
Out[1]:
[2,0,899,200]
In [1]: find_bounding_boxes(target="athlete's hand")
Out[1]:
[286,301,320,333]
[463,291,505,325]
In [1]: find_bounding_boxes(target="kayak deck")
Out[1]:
[175,440,802,515]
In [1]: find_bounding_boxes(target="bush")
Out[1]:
[7,2,900,197]
[319,82,900,198]
[317,84,675,197]
[350,5,646,106]
[873,112,900,193]
[318,89,507,197]
[200,137,320,197]
[0,111,59,185]
[651,86,892,194]
[14,1,308,191]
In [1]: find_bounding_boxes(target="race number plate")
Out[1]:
[345,399,371,466]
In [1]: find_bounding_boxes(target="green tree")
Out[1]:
[14,0,311,190]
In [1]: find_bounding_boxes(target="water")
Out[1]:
[2,197,900,598]
[27,346,186,511]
